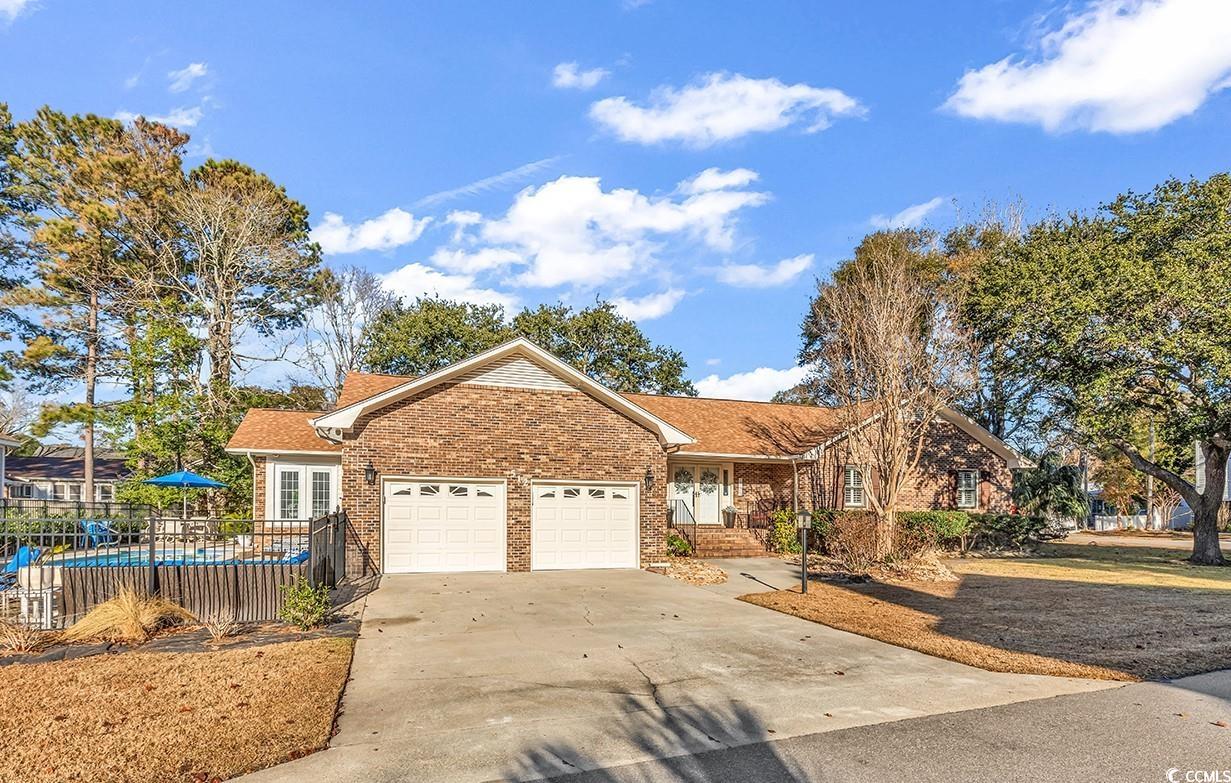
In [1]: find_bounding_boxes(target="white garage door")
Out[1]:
[384,480,505,573]
[532,483,638,570]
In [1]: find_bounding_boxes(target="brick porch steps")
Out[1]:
[686,526,771,558]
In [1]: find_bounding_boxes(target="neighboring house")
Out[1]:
[0,434,19,497]
[3,453,130,502]
[225,338,1023,574]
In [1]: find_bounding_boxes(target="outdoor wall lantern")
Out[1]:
[644,466,654,490]
[796,509,812,594]
[364,461,377,485]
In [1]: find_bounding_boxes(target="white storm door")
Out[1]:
[532,484,638,570]
[694,465,722,525]
[383,480,505,573]
[669,465,696,521]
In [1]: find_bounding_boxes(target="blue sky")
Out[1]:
[3,0,1231,401]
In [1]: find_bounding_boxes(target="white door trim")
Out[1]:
[380,475,509,574]
[530,479,640,571]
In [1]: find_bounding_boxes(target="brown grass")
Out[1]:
[0,636,354,783]
[741,543,1231,682]
[61,588,196,645]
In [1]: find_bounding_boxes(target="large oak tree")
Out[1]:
[971,174,1231,564]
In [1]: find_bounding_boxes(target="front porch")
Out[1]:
[665,458,804,557]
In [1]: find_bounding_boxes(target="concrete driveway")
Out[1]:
[243,565,1114,782]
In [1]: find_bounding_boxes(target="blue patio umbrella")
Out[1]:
[142,470,228,518]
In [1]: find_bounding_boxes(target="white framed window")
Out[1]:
[269,461,340,522]
[10,483,33,499]
[310,470,333,517]
[278,469,300,521]
[957,470,980,509]
[843,465,866,508]
[96,484,114,502]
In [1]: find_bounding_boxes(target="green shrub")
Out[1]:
[666,531,692,557]
[768,509,801,554]
[898,510,970,553]
[278,576,331,630]
[220,518,254,537]
[967,513,1050,550]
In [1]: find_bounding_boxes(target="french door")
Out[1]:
[668,463,727,525]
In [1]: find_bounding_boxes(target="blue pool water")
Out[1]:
[58,550,310,567]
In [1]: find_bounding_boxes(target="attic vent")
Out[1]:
[458,355,577,392]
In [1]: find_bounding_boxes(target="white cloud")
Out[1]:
[380,263,517,310]
[412,157,564,209]
[0,0,34,21]
[611,288,686,320]
[716,253,813,288]
[113,106,204,129]
[590,72,864,147]
[695,366,808,402]
[869,197,947,229]
[312,208,432,255]
[429,246,522,275]
[459,171,767,288]
[167,62,208,93]
[678,167,759,195]
[705,358,721,366]
[552,62,610,90]
[944,0,1231,133]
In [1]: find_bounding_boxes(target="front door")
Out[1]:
[668,463,725,525]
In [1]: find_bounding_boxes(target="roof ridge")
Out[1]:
[623,391,838,411]
[244,407,330,414]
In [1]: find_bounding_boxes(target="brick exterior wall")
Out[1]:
[727,419,1013,514]
[340,381,669,573]
[251,456,266,524]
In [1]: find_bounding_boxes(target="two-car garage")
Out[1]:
[383,479,638,574]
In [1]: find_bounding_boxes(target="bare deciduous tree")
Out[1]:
[803,231,972,557]
[0,385,38,437]
[299,265,397,402]
[149,161,319,415]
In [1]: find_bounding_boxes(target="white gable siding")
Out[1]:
[458,355,578,392]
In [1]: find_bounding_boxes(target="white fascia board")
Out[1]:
[673,451,797,463]
[224,447,342,459]
[311,338,696,447]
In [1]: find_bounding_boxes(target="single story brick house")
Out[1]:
[225,338,1023,574]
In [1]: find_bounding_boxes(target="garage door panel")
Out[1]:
[384,480,506,573]
[532,483,637,570]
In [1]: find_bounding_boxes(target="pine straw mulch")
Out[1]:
[0,636,354,783]
[742,546,1231,682]
[659,556,728,585]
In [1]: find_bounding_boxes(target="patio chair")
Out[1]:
[1,545,41,590]
[81,520,121,549]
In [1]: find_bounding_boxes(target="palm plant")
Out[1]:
[1011,453,1088,523]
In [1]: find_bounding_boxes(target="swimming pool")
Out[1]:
[57,550,310,567]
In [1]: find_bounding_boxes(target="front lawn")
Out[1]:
[0,637,353,783]
[740,543,1231,682]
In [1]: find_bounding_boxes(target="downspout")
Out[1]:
[246,451,259,520]
[792,458,799,512]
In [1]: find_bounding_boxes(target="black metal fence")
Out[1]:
[0,511,349,629]
[667,499,698,553]
[0,498,154,522]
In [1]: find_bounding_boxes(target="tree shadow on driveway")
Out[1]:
[505,696,806,782]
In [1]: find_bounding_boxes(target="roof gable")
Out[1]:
[313,339,695,447]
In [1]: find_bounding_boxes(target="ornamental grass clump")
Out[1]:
[61,587,195,645]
